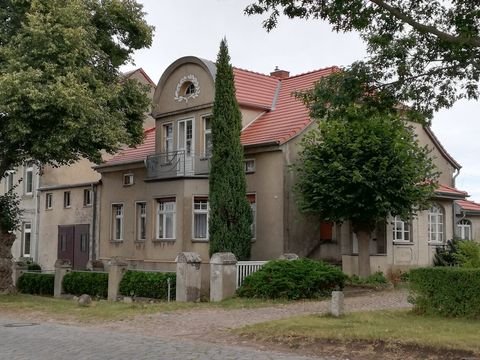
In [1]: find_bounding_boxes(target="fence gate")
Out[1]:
[235,261,267,289]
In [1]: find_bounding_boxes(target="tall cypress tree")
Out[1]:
[209,39,252,260]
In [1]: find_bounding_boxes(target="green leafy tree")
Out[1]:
[294,70,438,276]
[0,0,153,291]
[209,39,252,260]
[245,0,480,117]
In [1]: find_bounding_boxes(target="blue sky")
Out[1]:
[124,0,480,201]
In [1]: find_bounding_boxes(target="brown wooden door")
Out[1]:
[57,225,74,265]
[73,224,89,270]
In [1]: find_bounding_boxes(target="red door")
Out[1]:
[57,224,90,270]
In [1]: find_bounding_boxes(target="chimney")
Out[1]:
[270,66,290,79]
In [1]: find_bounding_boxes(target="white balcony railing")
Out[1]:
[146,150,210,179]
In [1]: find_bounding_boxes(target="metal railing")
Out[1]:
[236,261,268,289]
[146,150,211,179]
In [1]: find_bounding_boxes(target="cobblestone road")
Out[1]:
[0,317,327,360]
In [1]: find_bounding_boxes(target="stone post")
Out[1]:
[108,257,128,301]
[210,252,237,302]
[279,253,299,260]
[330,290,345,317]
[54,259,72,298]
[12,261,27,287]
[175,252,202,302]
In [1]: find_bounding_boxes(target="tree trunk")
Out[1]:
[357,230,371,278]
[0,229,15,293]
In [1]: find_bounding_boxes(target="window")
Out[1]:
[4,170,14,192]
[247,194,256,239]
[457,219,472,240]
[22,222,31,257]
[112,204,124,241]
[25,163,33,195]
[45,193,53,209]
[163,123,174,157]
[428,204,444,243]
[60,234,67,252]
[203,116,212,156]
[185,82,196,96]
[393,216,411,242]
[80,234,88,253]
[123,173,134,186]
[156,198,176,240]
[136,202,147,241]
[63,191,71,208]
[193,197,209,240]
[84,188,93,207]
[244,159,255,173]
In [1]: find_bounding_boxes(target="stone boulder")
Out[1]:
[77,294,92,307]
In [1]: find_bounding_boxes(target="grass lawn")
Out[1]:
[235,310,480,354]
[0,294,289,323]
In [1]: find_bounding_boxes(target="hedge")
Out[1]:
[237,259,346,300]
[62,271,108,298]
[409,267,480,318]
[119,270,176,300]
[17,273,54,296]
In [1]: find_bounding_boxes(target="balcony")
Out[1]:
[146,150,211,179]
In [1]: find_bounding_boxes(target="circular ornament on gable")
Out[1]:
[174,74,200,103]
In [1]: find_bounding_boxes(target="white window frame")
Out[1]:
[203,115,212,157]
[163,122,174,157]
[244,159,256,173]
[156,199,176,240]
[112,203,124,241]
[22,222,32,257]
[84,188,93,207]
[457,219,472,240]
[63,191,71,208]
[392,216,411,243]
[123,173,134,186]
[135,202,147,241]
[192,197,209,240]
[25,163,34,195]
[428,204,444,243]
[177,118,194,157]
[45,193,53,210]
[4,170,14,192]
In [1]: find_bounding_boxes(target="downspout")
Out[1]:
[34,173,41,263]
[91,184,97,261]
[452,168,461,240]
[453,168,460,187]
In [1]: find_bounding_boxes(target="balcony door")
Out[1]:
[177,118,194,175]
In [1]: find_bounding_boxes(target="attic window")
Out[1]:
[123,173,134,186]
[174,74,200,103]
[184,82,196,96]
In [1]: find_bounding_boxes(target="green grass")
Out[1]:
[0,294,290,322]
[235,310,480,353]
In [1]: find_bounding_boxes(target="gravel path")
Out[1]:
[96,289,410,343]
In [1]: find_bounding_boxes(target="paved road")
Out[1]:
[0,317,326,360]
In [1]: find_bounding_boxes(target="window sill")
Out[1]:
[192,238,209,243]
[428,242,445,246]
[110,240,123,244]
[393,241,414,245]
[152,238,176,243]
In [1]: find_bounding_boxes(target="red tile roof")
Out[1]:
[457,199,480,212]
[435,183,468,198]
[101,127,156,166]
[233,68,280,110]
[240,67,339,146]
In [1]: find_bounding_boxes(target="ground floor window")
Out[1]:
[136,202,147,241]
[156,198,176,240]
[112,204,124,241]
[393,216,411,242]
[457,219,472,240]
[193,197,209,240]
[428,204,444,243]
[22,222,31,257]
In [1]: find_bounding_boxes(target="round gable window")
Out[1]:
[174,75,200,103]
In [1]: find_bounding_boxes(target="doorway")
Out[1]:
[57,224,90,270]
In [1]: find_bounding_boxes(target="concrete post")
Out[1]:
[12,261,27,287]
[108,257,128,301]
[175,252,202,302]
[330,290,345,317]
[210,252,237,302]
[54,259,72,298]
[279,253,299,260]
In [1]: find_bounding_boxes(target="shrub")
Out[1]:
[236,259,346,300]
[347,271,389,286]
[26,262,42,271]
[433,238,461,266]
[62,271,108,298]
[119,271,176,300]
[17,273,54,295]
[454,241,480,268]
[409,267,480,318]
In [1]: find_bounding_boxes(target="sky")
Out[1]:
[124,0,480,201]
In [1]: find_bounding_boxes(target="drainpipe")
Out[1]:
[453,168,460,188]
[452,168,461,240]
[91,183,97,261]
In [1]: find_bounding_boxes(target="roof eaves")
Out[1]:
[94,159,145,171]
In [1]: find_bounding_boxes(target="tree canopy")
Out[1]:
[245,0,480,118]
[0,0,154,176]
[209,39,252,260]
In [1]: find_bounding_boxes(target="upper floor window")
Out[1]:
[63,191,71,208]
[244,159,255,173]
[163,123,174,156]
[123,173,134,186]
[4,170,14,192]
[112,204,124,241]
[84,188,93,207]
[45,193,53,210]
[428,204,444,243]
[193,197,209,240]
[393,216,411,242]
[25,163,34,195]
[457,219,472,240]
[203,116,212,157]
[185,82,196,96]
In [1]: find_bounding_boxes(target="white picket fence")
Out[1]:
[236,261,267,289]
